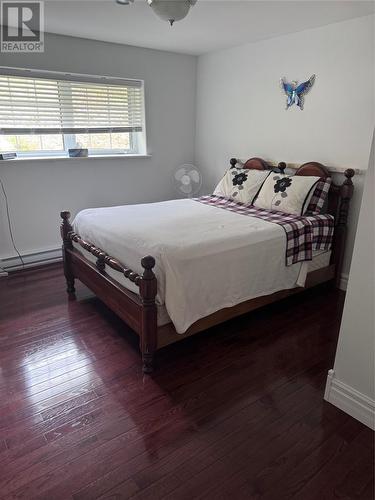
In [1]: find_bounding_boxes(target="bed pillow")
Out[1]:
[305,178,332,214]
[213,168,270,205]
[253,173,320,216]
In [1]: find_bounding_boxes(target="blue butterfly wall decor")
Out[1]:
[280,74,316,110]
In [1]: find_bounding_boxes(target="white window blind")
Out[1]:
[0,72,144,135]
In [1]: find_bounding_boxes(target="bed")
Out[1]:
[60,158,355,372]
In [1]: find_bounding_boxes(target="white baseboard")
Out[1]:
[339,273,349,291]
[0,247,62,273]
[324,369,375,430]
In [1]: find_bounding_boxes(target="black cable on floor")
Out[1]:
[0,175,25,270]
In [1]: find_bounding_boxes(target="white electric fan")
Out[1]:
[173,164,202,197]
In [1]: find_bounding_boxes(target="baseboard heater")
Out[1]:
[0,248,62,273]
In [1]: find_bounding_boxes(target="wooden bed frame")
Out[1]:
[60,158,355,373]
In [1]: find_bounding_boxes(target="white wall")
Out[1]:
[0,33,196,263]
[325,130,374,429]
[195,15,374,279]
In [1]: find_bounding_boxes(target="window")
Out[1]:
[0,68,146,158]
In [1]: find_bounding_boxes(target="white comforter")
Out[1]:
[73,199,304,333]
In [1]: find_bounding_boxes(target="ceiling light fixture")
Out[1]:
[116,0,197,26]
[147,0,196,25]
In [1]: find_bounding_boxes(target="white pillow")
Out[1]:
[253,173,320,215]
[214,168,269,205]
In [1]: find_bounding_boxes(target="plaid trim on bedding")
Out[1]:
[306,178,332,214]
[195,195,334,266]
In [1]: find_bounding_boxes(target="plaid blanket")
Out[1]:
[195,195,334,266]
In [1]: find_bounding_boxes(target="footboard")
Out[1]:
[60,211,157,373]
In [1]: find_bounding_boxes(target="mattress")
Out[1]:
[72,199,332,332]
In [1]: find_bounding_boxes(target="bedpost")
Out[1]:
[60,211,76,299]
[140,255,157,374]
[331,169,355,288]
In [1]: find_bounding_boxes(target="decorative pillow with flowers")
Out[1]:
[253,173,320,216]
[213,167,270,205]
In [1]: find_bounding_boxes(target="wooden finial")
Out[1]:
[230,158,237,169]
[141,255,155,272]
[344,168,355,182]
[60,210,71,220]
[278,162,287,174]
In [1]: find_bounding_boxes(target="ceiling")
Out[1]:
[31,0,375,55]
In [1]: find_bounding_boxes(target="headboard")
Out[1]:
[229,157,355,286]
[231,157,330,178]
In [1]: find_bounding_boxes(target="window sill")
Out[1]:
[0,154,152,163]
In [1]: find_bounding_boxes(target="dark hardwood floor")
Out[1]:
[0,264,373,499]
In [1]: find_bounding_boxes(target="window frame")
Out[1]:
[0,66,147,159]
